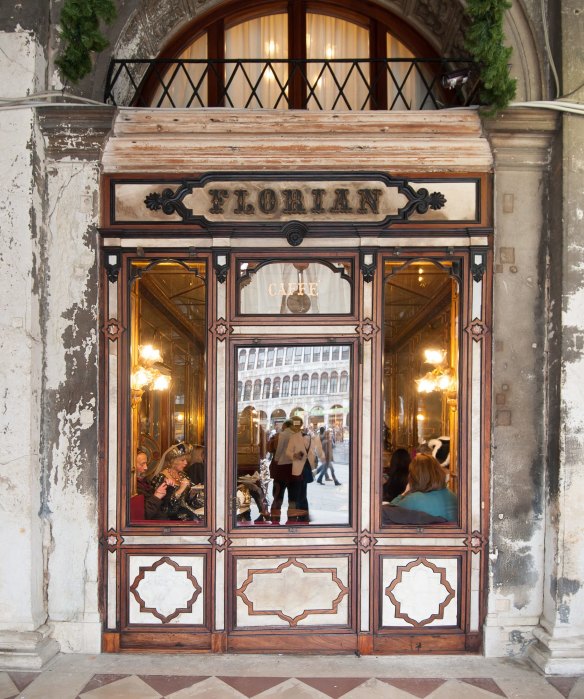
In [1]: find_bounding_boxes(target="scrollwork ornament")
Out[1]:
[412,188,447,214]
[144,185,193,219]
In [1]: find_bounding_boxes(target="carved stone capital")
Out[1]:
[37,105,116,160]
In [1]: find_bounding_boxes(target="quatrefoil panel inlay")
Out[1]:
[236,557,349,627]
[130,556,202,624]
[384,557,457,627]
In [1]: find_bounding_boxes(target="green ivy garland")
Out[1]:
[56,0,117,83]
[465,0,517,112]
[56,0,516,111]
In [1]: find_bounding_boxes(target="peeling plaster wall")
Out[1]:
[0,30,46,632]
[40,160,102,653]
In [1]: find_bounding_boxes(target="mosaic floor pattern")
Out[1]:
[2,657,583,699]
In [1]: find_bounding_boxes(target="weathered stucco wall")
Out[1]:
[39,155,102,653]
[0,28,45,632]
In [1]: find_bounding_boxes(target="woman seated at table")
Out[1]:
[146,443,201,521]
[391,453,457,522]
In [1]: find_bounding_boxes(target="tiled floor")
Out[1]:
[2,654,583,699]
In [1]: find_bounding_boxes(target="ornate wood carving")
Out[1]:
[385,558,455,627]
[130,556,202,623]
[236,558,349,627]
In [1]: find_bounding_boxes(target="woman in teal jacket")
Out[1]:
[391,453,457,522]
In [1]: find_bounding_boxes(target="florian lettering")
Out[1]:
[282,189,307,214]
[209,189,229,214]
[268,282,319,297]
[357,188,382,214]
[206,186,386,217]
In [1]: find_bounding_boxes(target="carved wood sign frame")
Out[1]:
[103,171,487,237]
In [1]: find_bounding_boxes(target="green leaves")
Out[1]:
[56,0,117,83]
[465,0,517,113]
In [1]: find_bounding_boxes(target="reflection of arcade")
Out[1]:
[236,405,269,522]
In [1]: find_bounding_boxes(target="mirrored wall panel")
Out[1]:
[128,259,207,525]
[235,343,352,527]
[382,260,460,525]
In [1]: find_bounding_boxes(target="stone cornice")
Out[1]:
[36,105,116,161]
[482,107,560,170]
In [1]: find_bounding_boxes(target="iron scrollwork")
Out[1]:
[145,186,193,219]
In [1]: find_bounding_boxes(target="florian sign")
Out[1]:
[143,176,446,224]
[107,172,483,231]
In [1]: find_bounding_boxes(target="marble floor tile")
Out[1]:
[341,677,418,698]
[166,676,248,698]
[495,677,566,699]
[79,675,161,699]
[15,670,94,699]
[252,677,331,698]
[0,674,19,699]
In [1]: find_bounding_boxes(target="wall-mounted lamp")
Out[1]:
[416,348,456,394]
[131,344,171,392]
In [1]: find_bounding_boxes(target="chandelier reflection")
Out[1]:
[416,348,457,394]
[131,344,171,392]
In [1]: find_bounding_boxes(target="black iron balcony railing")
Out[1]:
[105,58,479,110]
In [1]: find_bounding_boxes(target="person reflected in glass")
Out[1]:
[134,449,169,519]
[315,426,341,486]
[266,419,294,524]
[185,444,205,485]
[286,418,326,523]
[382,447,411,503]
[185,444,206,516]
[391,453,457,522]
[147,443,202,521]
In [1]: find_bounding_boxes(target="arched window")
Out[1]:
[247,348,256,370]
[300,373,309,394]
[331,346,340,361]
[272,377,281,398]
[237,380,243,401]
[285,347,294,364]
[243,380,252,401]
[256,348,266,369]
[238,349,247,370]
[291,374,300,396]
[253,379,262,400]
[262,378,271,399]
[141,2,444,111]
[276,348,285,366]
[340,370,349,392]
[310,373,319,394]
[266,348,275,366]
[322,347,330,362]
[282,375,290,397]
[320,372,329,393]
[330,371,339,392]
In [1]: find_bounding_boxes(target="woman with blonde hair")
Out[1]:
[391,453,457,522]
[146,443,201,521]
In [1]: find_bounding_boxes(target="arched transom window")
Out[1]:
[142,1,452,110]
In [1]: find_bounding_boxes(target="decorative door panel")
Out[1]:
[126,553,207,626]
[379,553,462,629]
[231,553,353,630]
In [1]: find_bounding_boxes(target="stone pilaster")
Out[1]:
[482,108,559,658]
[528,0,584,674]
[0,28,59,670]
